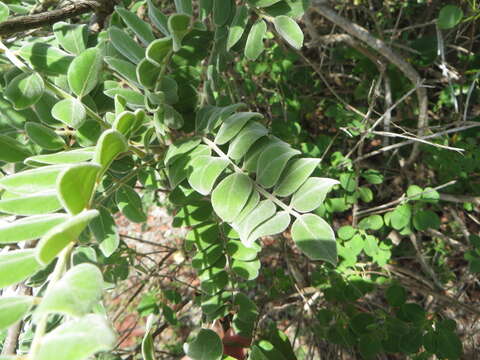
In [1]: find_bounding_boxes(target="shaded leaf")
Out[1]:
[89,207,120,257]
[19,43,73,75]
[227,5,249,51]
[5,72,44,110]
[273,16,303,49]
[116,186,147,223]
[291,214,337,264]
[186,328,223,360]
[53,22,88,55]
[116,6,155,45]
[245,20,266,60]
[109,26,145,64]
[0,134,32,163]
[51,98,87,129]
[25,122,65,150]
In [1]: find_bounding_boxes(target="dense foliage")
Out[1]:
[0,0,478,359]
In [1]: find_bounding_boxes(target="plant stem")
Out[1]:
[28,243,74,360]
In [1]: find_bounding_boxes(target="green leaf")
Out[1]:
[236,190,260,224]
[168,14,190,52]
[248,0,282,7]
[246,211,290,246]
[51,98,87,129]
[142,314,157,360]
[185,328,223,360]
[67,47,103,98]
[227,5,249,50]
[104,87,144,107]
[36,314,116,360]
[291,214,337,264]
[215,112,263,145]
[34,263,103,320]
[235,200,276,243]
[24,147,94,166]
[0,296,34,331]
[0,191,61,215]
[164,136,201,166]
[53,22,88,55]
[200,0,213,20]
[358,186,373,203]
[5,72,44,110]
[213,0,232,26]
[187,156,229,195]
[256,143,300,189]
[147,0,170,36]
[358,215,384,231]
[19,43,73,75]
[245,20,267,60]
[93,129,128,171]
[109,26,146,63]
[361,169,383,184]
[0,165,65,194]
[385,284,406,307]
[174,0,193,15]
[136,58,160,89]
[0,134,32,163]
[438,5,463,30]
[390,204,412,230]
[232,258,261,280]
[227,119,268,161]
[413,210,440,231]
[274,158,320,197]
[0,214,68,244]
[211,173,253,222]
[290,177,338,212]
[104,57,139,86]
[167,145,211,188]
[113,111,138,137]
[0,1,9,21]
[227,239,261,261]
[249,345,269,360]
[36,209,99,266]
[0,250,42,289]
[116,186,147,223]
[116,6,155,45]
[25,122,65,150]
[57,163,101,214]
[146,37,173,66]
[89,207,120,257]
[273,16,303,49]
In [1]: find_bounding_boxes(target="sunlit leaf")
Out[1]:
[0,191,62,215]
[215,112,263,145]
[36,314,116,360]
[116,6,155,45]
[0,214,68,244]
[227,5,249,50]
[147,0,170,36]
[187,155,229,195]
[57,163,101,214]
[211,173,253,222]
[274,158,320,197]
[19,43,73,75]
[53,22,88,55]
[24,147,94,166]
[93,129,128,172]
[273,15,303,49]
[109,26,146,64]
[168,13,190,52]
[290,177,339,212]
[0,164,65,194]
[67,47,103,98]
[146,37,173,66]
[0,250,42,289]
[34,263,103,320]
[51,98,87,129]
[36,209,99,266]
[257,144,300,189]
[0,296,34,331]
[245,20,266,60]
[246,211,290,246]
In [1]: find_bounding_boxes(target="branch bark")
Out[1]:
[0,0,115,37]
[310,0,428,165]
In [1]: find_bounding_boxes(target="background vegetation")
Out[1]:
[0,0,479,359]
